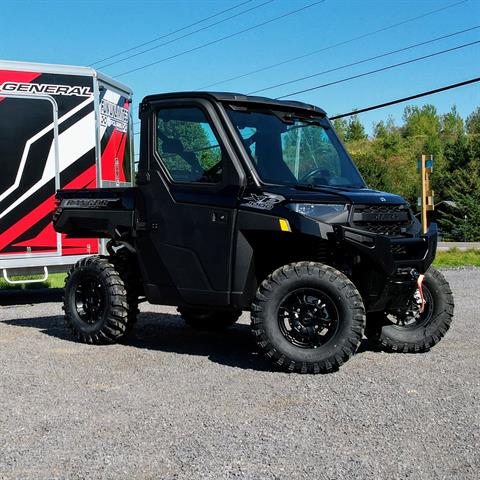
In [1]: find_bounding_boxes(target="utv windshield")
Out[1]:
[227,108,366,188]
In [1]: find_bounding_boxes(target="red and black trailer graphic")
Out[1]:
[0,60,133,276]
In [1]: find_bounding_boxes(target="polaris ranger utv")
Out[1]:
[53,92,454,374]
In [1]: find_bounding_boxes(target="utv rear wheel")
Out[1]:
[179,307,241,330]
[64,256,136,344]
[251,262,366,374]
[365,267,454,352]
[110,250,141,332]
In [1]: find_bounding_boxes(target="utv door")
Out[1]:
[136,99,245,306]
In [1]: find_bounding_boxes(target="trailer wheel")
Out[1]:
[365,268,454,352]
[178,307,241,330]
[251,262,366,374]
[64,256,136,344]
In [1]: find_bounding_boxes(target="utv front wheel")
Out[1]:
[64,256,135,344]
[365,267,454,352]
[252,262,366,374]
[179,307,241,330]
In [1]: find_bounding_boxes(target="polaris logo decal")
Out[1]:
[0,82,93,97]
[361,212,407,222]
[100,99,129,133]
[241,193,284,210]
[62,198,116,208]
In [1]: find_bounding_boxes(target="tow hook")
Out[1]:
[417,274,426,313]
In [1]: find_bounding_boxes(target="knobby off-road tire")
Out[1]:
[251,262,366,374]
[110,250,141,332]
[365,267,454,353]
[178,307,241,330]
[64,256,138,344]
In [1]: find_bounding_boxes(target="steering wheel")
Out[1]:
[299,167,331,183]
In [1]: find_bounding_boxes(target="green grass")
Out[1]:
[0,272,66,290]
[433,248,480,268]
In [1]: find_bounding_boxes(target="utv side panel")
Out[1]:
[54,188,135,239]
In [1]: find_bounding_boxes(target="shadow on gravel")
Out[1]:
[3,311,376,373]
[0,288,63,306]
[3,314,72,340]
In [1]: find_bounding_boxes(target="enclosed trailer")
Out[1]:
[0,60,133,283]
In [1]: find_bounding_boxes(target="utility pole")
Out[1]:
[418,154,435,234]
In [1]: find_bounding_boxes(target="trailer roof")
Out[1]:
[141,91,327,116]
[0,59,132,95]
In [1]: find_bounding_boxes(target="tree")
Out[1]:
[344,114,367,142]
[402,104,441,138]
[373,116,398,139]
[440,161,480,241]
[441,105,464,140]
[466,107,480,135]
[332,118,348,141]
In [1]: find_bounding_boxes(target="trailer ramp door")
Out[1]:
[0,94,60,259]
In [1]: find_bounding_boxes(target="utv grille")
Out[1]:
[390,244,408,256]
[351,204,411,237]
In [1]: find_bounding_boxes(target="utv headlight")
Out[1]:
[287,203,349,223]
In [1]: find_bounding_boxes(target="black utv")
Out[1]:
[53,92,454,374]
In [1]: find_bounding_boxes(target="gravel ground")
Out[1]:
[0,269,478,480]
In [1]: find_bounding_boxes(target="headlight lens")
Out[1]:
[287,203,348,223]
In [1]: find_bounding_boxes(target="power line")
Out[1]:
[198,0,469,90]
[97,0,275,70]
[276,39,480,99]
[114,0,327,78]
[90,0,254,67]
[330,77,480,119]
[131,78,480,136]
[248,25,480,95]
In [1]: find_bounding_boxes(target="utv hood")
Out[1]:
[265,186,406,205]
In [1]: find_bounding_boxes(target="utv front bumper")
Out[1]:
[333,222,438,312]
[334,222,437,276]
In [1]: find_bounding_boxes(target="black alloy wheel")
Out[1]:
[365,267,454,353]
[64,256,137,344]
[74,274,107,325]
[278,288,339,349]
[251,262,366,374]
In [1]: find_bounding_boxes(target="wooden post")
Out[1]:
[418,154,435,234]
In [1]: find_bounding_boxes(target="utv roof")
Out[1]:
[141,91,327,116]
[0,59,132,95]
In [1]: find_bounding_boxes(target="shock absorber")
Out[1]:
[417,274,426,313]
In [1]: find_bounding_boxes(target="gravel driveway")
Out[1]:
[0,269,478,480]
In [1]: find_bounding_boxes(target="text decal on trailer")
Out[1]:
[100,99,129,133]
[0,82,93,97]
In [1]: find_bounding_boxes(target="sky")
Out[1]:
[1,0,479,135]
